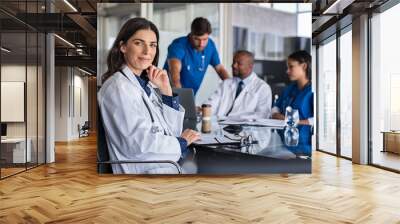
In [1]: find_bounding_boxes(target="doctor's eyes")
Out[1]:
[133,41,157,48]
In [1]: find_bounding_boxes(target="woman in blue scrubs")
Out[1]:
[272,50,313,156]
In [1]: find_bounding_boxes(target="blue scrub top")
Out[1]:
[274,82,314,156]
[163,35,221,95]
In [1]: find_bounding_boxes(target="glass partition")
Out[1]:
[1,12,28,177]
[27,30,38,169]
[339,28,352,158]
[317,36,337,154]
[38,31,45,165]
[370,3,400,171]
[0,0,46,179]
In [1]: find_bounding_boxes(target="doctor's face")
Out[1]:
[287,59,307,81]
[120,29,158,74]
[190,34,209,52]
[232,54,253,79]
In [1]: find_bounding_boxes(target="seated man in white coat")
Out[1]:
[203,50,272,120]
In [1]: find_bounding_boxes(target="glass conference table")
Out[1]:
[178,121,312,174]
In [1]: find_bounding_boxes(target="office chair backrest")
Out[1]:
[97,106,113,173]
[82,121,90,130]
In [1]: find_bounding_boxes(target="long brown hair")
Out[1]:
[102,17,159,84]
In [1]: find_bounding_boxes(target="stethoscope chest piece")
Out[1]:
[151,125,161,134]
[118,69,166,135]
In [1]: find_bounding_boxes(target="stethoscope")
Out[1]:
[141,96,162,134]
[119,69,164,134]
[199,55,205,71]
[186,52,205,72]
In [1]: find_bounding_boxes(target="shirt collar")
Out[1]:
[121,65,151,96]
[235,72,255,87]
[135,73,149,89]
[134,73,151,97]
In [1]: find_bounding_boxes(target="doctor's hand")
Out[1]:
[181,129,201,146]
[147,65,172,96]
[272,112,285,120]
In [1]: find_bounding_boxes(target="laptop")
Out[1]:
[172,88,197,130]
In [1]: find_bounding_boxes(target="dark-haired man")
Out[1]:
[163,17,229,95]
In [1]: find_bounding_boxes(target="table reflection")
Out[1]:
[179,120,312,174]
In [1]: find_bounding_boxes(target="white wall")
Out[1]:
[1,64,25,129]
[1,65,26,140]
[55,67,89,141]
[1,65,36,138]
[55,66,69,141]
[232,4,297,37]
[72,73,89,138]
[1,64,46,164]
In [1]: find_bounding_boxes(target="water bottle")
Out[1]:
[284,106,299,146]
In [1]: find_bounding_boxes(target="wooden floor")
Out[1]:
[1,135,400,223]
[1,167,26,177]
[372,150,400,171]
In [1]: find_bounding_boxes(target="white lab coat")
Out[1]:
[98,65,185,174]
[204,72,272,120]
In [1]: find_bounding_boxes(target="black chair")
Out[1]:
[78,121,90,138]
[97,106,182,174]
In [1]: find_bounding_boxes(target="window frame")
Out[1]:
[315,24,353,161]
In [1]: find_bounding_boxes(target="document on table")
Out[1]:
[219,118,286,128]
[193,133,240,146]
[254,119,286,127]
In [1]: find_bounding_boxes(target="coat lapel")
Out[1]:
[120,66,172,136]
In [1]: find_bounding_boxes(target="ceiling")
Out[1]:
[0,0,97,74]
[311,0,389,44]
[0,0,393,73]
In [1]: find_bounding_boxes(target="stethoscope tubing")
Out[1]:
[119,69,160,132]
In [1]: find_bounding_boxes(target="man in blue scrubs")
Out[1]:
[163,17,229,95]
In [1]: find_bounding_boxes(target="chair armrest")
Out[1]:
[97,160,182,174]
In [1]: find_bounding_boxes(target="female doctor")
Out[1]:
[271,50,313,156]
[98,18,200,174]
